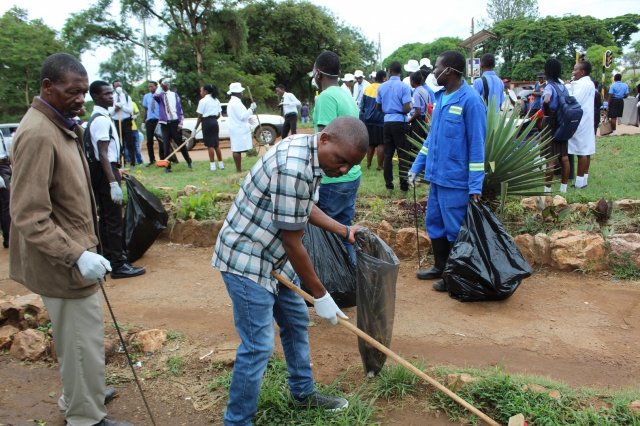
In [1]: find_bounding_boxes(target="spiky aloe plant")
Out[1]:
[483,100,552,210]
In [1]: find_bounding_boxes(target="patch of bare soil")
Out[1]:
[1,242,639,425]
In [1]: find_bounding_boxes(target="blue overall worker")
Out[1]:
[408,51,486,292]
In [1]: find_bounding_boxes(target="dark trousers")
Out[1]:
[161,120,191,169]
[383,122,411,191]
[282,113,298,139]
[145,119,162,162]
[0,163,11,245]
[90,163,127,268]
[113,118,136,166]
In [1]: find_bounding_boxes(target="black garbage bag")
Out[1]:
[355,228,399,376]
[444,201,533,302]
[123,175,168,262]
[301,224,357,308]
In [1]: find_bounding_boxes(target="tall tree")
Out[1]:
[383,37,464,70]
[486,0,539,23]
[0,7,65,121]
[602,14,640,49]
[98,44,145,91]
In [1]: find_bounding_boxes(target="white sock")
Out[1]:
[560,183,567,193]
[210,162,216,171]
[583,174,588,186]
[575,176,584,188]
[544,186,552,193]
[218,161,225,169]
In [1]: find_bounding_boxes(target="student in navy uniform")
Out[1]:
[607,73,629,136]
[472,53,504,112]
[376,61,412,193]
[408,51,486,292]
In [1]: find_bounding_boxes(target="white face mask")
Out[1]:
[115,86,123,95]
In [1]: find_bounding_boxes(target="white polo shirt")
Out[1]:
[196,94,222,117]
[90,105,121,163]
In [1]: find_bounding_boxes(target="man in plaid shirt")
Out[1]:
[212,116,368,425]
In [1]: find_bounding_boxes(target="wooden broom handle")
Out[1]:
[271,271,501,426]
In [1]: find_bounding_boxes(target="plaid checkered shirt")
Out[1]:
[211,134,322,293]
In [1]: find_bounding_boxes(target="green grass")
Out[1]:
[206,357,640,425]
[167,356,186,376]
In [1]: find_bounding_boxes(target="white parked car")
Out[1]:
[0,123,19,153]
[181,103,284,150]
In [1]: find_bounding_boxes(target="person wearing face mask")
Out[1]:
[109,80,136,167]
[408,51,486,292]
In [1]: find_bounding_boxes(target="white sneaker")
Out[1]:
[610,130,618,136]
[218,161,225,170]
[210,162,217,171]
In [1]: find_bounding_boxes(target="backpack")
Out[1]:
[82,113,112,164]
[548,82,583,141]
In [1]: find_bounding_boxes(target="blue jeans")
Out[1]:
[222,272,315,426]
[317,177,361,263]
[124,131,144,164]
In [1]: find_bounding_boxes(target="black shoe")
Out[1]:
[105,387,117,405]
[294,392,349,412]
[187,161,193,169]
[110,263,146,279]
[165,168,172,173]
[93,419,134,426]
[2,240,8,249]
[432,279,448,292]
[416,266,442,280]
[146,162,153,167]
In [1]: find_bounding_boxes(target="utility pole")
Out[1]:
[378,32,382,70]
[470,18,475,79]
[142,16,150,81]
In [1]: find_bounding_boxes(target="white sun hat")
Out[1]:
[354,70,365,78]
[404,59,419,72]
[420,58,432,69]
[227,82,246,95]
[342,73,355,82]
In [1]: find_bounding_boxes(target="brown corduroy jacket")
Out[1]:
[9,97,100,298]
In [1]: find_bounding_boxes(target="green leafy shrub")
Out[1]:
[176,191,225,221]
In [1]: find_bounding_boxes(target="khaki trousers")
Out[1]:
[42,291,107,426]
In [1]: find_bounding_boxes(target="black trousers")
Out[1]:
[161,120,191,169]
[282,113,298,139]
[90,163,127,268]
[383,122,411,191]
[145,119,162,162]
[113,118,136,166]
[0,163,11,245]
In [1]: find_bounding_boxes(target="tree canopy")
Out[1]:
[383,37,464,70]
[486,0,539,23]
[0,7,66,121]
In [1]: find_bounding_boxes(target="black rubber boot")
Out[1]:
[432,241,454,292]
[416,237,450,280]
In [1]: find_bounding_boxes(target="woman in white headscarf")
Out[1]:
[226,82,256,172]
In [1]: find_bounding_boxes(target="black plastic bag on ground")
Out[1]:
[301,224,356,308]
[444,201,532,302]
[123,175,168,262]
[355,228,399,376]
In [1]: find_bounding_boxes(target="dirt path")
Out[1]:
[1,242,639,425]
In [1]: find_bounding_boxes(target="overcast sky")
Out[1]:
[1,0,638,82]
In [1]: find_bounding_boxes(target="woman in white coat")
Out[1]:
[568,61,595,189]
[227,82,256,172]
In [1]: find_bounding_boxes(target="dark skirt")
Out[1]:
[366,124,383,146]
[608,98,624,119]
[202,116,220,148]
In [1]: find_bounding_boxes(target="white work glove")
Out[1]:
[407,171,418,186]
[250,102,257,112]
[109,181,123,205]
[76,250,112,280]
[314,292,348,325]
[0,176,5,189]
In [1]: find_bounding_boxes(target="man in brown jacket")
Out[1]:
[10,53,132,426]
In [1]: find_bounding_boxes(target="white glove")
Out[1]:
[250,102,257,112]
[115,102,122,109]
[110,181,123,205]
[314,292,348,325]
[0,176,5,189]
[76,250,112,280]
[407,172,417,186]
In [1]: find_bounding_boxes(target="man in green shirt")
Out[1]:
[312,51,361,263]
